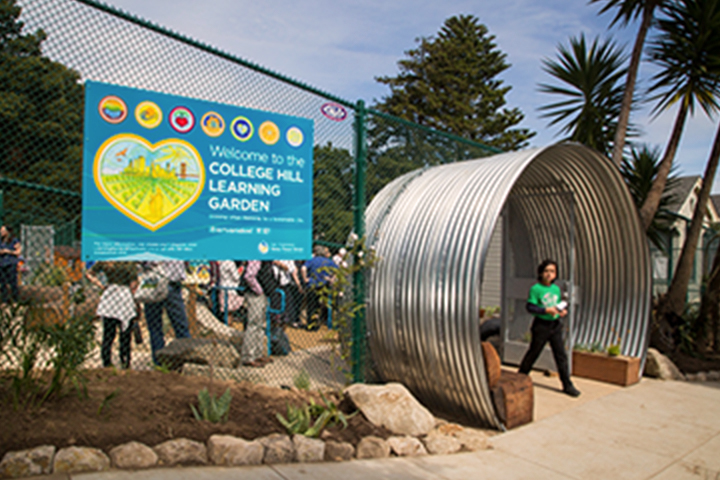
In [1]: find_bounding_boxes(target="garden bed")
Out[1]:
[0,368,390,459]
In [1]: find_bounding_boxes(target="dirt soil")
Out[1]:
[0,369,392,458]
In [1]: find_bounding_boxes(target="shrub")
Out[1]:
[190,387,232,423]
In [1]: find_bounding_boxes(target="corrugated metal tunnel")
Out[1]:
[364,143,651,429]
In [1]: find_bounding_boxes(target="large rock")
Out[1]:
[644,348,685,381]
[53,447,110,474]
[109,442,158,469]
[345,383,435,436]
[0,446,55,478]
[257,434,294,464]
[355,436,390,459]
[156,338,241,370]
[153,438,208,465]
[207,435,263,466]
[422,429,462,455]
[292,435,324,463]
[387,436,427,457]
[324,440,355,462]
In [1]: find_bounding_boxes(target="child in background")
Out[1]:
[86,261,139,369]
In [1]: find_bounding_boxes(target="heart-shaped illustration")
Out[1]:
[93,134,205,231]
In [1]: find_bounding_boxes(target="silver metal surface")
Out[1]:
[364,143,651,429]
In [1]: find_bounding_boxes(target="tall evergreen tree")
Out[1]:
[374,14,534,151]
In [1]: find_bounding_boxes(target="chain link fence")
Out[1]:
[0,0,498,392]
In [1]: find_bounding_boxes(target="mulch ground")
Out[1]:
[0,369,391,458]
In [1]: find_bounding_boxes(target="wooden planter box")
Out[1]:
[572,351,640,386]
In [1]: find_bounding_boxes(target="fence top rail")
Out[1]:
[366,108,504,155]
[0,176,81,198]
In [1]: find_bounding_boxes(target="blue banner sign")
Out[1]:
[81,81,313,261]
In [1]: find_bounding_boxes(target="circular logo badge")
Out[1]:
[200,111,225,137]
[230,116,254,142]
[286,126,304,147]
[258,241,269,254]
[320,102,347,122]
[135,101,162,129]
[98,96,127,124]
[169,106,195,133]
[259,121,280,145]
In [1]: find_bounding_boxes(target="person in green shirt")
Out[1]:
[518,259,581,397]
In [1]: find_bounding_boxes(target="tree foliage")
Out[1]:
[312,142,354,245]
[538,34,630,157]
[0,0,84,230]
[374,14,533,151]
[620,144,677,250]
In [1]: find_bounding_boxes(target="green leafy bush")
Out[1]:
[276,393,355,437]
[190,388,232,423]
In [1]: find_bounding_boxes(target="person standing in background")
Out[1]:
[144,260,190,365]
[0,225,21,304]
[301,245,337,331]
[87,261,138,369]
[241,260,274,367]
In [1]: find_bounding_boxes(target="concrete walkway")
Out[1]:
[25,378,720,480]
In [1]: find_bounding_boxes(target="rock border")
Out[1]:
[0,422,492,478]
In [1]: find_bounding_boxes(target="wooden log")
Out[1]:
[481,341,501,389]
[491,371,534,429]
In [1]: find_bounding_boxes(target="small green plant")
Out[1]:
[153,362,172,374]
[606,344,621,356]
[190,388,232,423]
[39,313,96,402]
[573,343,589,352]
[589,341,604,353]
[293,369,311,391]
[98,389,121,416]
[276,393,356,437]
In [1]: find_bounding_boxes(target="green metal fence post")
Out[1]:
[352,100,367,383]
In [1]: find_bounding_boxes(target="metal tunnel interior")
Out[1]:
[363,143,651,429]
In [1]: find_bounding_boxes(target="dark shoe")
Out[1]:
[563,385,581,397]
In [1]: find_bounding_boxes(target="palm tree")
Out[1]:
[591,0,665,168]
[620,144,678,250]
[538,34,630,157]
[638,0,720,232]
[666,121,720,316]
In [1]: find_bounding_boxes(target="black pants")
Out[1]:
[518,317,573,388]
[306,286,326,329]
[102,317,132,369]
[282,283,301,324]
[0,264,18,303]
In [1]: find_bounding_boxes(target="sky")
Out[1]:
[102,0,719,191]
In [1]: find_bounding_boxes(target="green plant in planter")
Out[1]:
[606,344,621,356]
[589,341,604,353]
[190,387,232,423]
